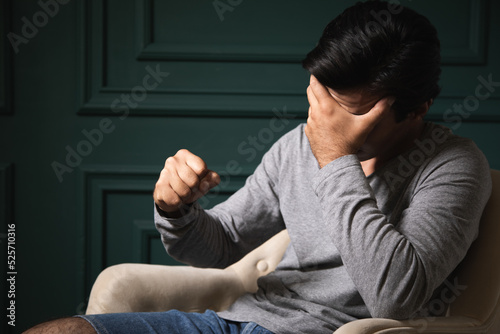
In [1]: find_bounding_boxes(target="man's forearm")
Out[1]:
[311,154,487,319]
[154,202,241,268]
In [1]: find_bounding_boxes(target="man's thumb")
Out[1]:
[199,170,220,193]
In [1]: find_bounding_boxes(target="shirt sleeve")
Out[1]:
[154,140,286,269]
[311,143,492,319]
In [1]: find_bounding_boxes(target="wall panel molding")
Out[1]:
[77,0,498,120]
[135,0,313,63]
[77,165,158,303]
[136,0,487,65]
[439,0,487,65]
[132,220,158,263]
[131,219,185,265]
[76,0,307,117]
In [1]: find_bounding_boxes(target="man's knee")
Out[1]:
[23,316,96,334]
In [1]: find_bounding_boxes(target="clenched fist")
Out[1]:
[154,149,220,217]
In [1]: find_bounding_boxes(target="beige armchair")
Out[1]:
[86,170,500,334]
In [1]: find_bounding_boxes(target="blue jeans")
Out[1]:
[77,310,274,334]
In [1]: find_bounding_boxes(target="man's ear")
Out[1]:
[411,100,432,120]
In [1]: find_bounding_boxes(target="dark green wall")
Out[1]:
[1,0,499,332]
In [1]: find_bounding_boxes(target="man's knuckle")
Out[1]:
[176,149,189,157]
[165,156,176,167]
[178,187,192,199]
[155,176,169,193]
[185,176,199,189]
[159,168,169,178]
[169,195,182,207]
[192,160,207,176]
[154,189,168,206]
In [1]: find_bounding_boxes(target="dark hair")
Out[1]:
[302,0,441,122]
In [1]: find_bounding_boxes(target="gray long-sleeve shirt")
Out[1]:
[154,122,492,334]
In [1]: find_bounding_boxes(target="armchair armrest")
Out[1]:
[85,263,247,314]
[85,230,291,315]
[334,316,484,334]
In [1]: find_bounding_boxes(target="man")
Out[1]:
[25,1,491,333]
